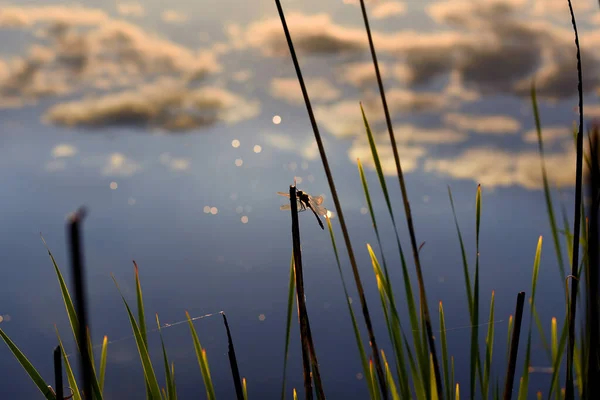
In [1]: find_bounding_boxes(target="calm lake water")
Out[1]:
[0,0,598,398]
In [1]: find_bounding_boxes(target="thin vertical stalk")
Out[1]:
[503,292,526,400]
[358,0,443,396]
[289,186,325,400]
[274,1,387,396]
[54,345,63,400]
[566,0,584,396]
[68,208,93,399]
[222,313,244,400]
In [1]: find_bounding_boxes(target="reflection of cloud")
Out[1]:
[315,88,458,138]
[102,153,141,177]
[270,78,340,105]
[337,62,387,88]
[372,2,407,20]
[51,144,77,158]
[443,112,521,134]
[45,78,260,131]
[424,145,576,189]
[0,5,221,109]
[159,153,191,171]
[161,10,188,24]
[350,141,426,174]
[117,2,145,18]
[262,132,320,160]
[0,5,109,27]
[523,126,571,143]
[244,13,366,57]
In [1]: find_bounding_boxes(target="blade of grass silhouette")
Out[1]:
[54,346,63,400]
[222,312,244,400]
[566,0,584,396]
[67,208,94,400]
[503,292,525,400]
[273,1,387,396]
[289,185,325,400]
[358,0,442,395]
[281,254,295,400]
[326,215,376,399]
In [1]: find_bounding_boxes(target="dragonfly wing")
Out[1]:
[277,192,291,198]
[311,195,324,206]
[280,204,292,211]
[308,200,327,216]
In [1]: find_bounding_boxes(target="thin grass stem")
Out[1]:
[503,292,525,400]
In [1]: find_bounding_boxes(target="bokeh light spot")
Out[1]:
[253,145,262,153]
[272,115,282,124]
[235,158,243,167]
[210,207,218,215]
[110,182,118,190]
[204,206,211,214]
[241,216,249,224]
[258,314,266,321]
[232,139,240,148]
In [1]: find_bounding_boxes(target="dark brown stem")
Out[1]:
[503,292,525,400]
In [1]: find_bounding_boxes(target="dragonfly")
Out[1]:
[277,187,327,230]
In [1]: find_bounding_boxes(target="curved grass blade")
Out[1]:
[326,216,375,399]
[368,245,412,399]
[41,237,80,350]
[565,1,584,395]
[99,335,108,393]
[186,311,216,400]
[483,291,496,399]
[360,106,424,388]
[156,314,175,400]
[55,327,82,400]
[0,328,57,400]
[530,83,567,283]
[380,350,400,400]
[112,275,162,400]
[439,302,451,400]
[280,254,295,400]
[222,312,244,400]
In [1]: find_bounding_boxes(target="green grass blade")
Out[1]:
[0,328,57,400]
[171,363,177,400]
[551,318,560,400]
[99,335,108,393]
[448,188,474,313]
[483,291,495,399]
[380,350,401,400]
[439,302,451,400]
[368,245,412,399]
[42,237,80,350]
[326,217,375,399]
[133,261,152,400]
[361,105,423,389]
[357,158,392,296]
[530,237,543,320]
[532,304,551,361]
[473,185,484,399]
[55,328,82,400]
[157,314,175,400]
[280,253,295,400]
[112,275,162,399]
[430,354,440,400]
[186,311,216,400]
[506,315,513,366]
[546,314,568,400]
[456,383,460,400]
[293,388,298,400]
[530,83,567,283]
[243,378,248,400]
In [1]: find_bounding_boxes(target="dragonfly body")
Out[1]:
[277,188,326,230]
